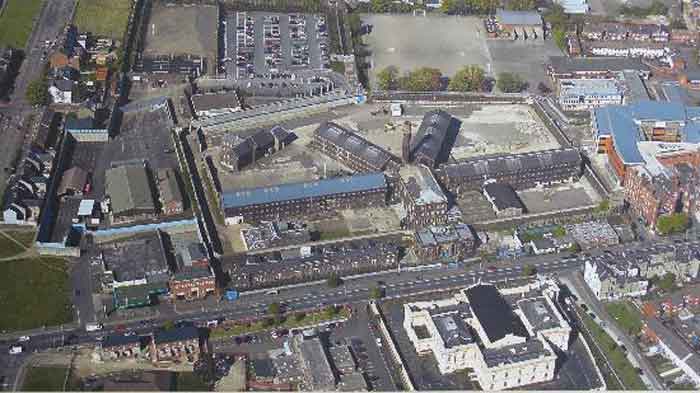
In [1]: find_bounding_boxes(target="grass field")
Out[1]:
[0,233,27,258]
[580,310,646,390]
[2,229,35,248]
[72,0,131,39]
[0,0,44,48]
[0,257,72,331]
[22,367,69,391]
[606,301,644,336]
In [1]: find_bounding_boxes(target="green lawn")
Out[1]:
[3,230,35,248]
[72,0,132,39]
[22,367,68,391]
[580,311,646,390]
[0,257,72,331]
[174,372,209,391]
[0,234,27,258]
[606,301,644,335]
[0,0,44,48]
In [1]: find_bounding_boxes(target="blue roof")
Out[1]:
[221,173,387,209]
[594,101,700,164]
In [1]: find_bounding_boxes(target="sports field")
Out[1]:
[73,0,132,39]
[0,0,43,48]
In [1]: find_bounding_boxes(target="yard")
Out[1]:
[72,0,132,39]
[0,257,72,331]
[606,301,644,336]
[580,310,646,390]
[0,0,44,48]
[3,229,36,248]
[22,367,69,391]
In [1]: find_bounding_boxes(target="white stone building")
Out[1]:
[403,282,570,390]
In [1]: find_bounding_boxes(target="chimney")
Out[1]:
[402,122,412,164]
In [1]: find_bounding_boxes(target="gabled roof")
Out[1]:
[465,284,529,343]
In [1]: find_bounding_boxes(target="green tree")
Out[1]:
[323,305,337,319]
[327,274,342,288]
[26,78,49,106]
[293,312,306,322]
[657,272,677,292]
[369,286,383,300]
[370,0,393,13]
[400,67,443,91]
[162,320,175,331]
[496,72,527,93]
[268,302,281,316]
[553,28,567,52]
[376,65,399,91]
[552,226,566,238]
[522,264,537,277]
[656,213,689,235]
[506,0,536,11]
[448,65,485,92]
[261,317,275,328]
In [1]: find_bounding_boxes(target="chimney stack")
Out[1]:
[402,121,412,164]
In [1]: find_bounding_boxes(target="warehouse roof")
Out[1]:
[106,164,155,216]
[191,91,240,114]
[221,173,386,209]
[496,9,542,26]
[465,284,529,343]
[154,326,199,344]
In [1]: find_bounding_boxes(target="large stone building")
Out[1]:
[398,165,448,229]
[436,148,582,195]
[312,122,399,173]
[414,223,476,261]
[149,326,201,364]
[403,282,569,389]
[220,125,294,172]
[220,173,387,224]
[494,9,544,40]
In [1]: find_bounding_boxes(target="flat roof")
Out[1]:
[191,91,240,113]
[548,56,649,74]
[518,297,564,332]
[465,284,529,343]
[221,172,386,210]
[559,78,622,97]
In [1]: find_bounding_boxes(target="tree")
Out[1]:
[657,272,677,292]
[293,312,306,322]
[261,317,275,328]
[370,0,393,13]
[506,0,536,11]
[656,213,689,235]
[268,302,281,316]
[162,320,175,331]
[537,82,552,94]
[400,67,443,91]
[496,72,527,93]
[552,226,566,238]
[448,65,485,92]
[327,274,342,288]
[552,28,567,53]
[323,305,337,319]
[376,65,399,91]
[26,78,49,106]
[522,264,537,277]
[369,286,383,300]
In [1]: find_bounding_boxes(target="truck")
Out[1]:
[85,323,103,332]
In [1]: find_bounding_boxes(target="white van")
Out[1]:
[86,323,103,332]
[266,289,279,295]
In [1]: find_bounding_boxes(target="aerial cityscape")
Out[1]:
[3,0,700,391]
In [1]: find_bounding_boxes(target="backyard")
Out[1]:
[0,0,44,48]
[72,0,132,39]
[0,257,72,331]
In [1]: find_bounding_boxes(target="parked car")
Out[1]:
[8,345,23,355]
[18,336,30,342]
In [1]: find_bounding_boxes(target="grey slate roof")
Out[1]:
[465,284,529,343]
[411,110,453,166]
[315,122,396,170]
[548,56,650,74]
[106,164,155,215]
[221,173,386,209]
[191,91,240,113]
